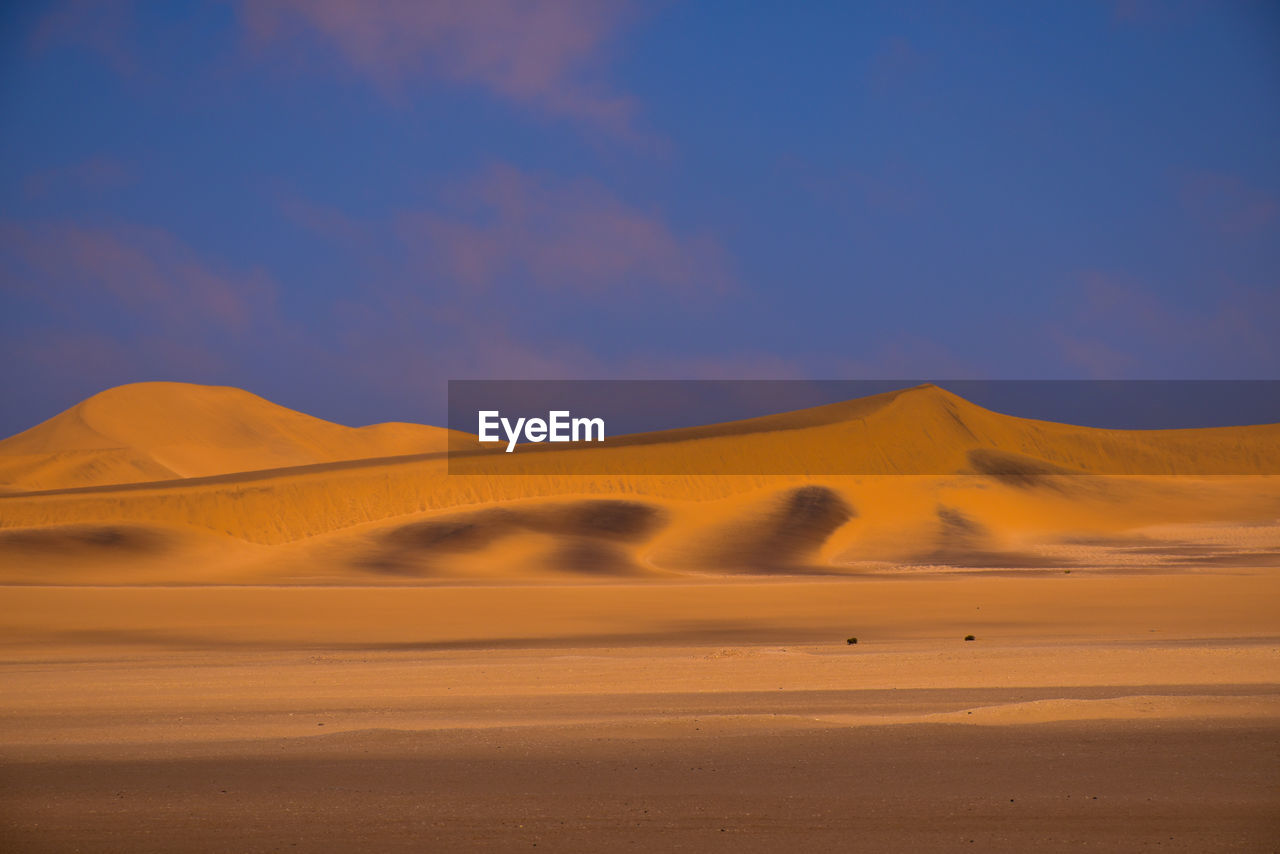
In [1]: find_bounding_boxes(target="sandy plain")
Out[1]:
[1,572,1278,852]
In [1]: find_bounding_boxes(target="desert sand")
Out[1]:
[0,382,454,493]
[1,382,1277,851]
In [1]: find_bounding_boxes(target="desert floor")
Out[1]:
[1,569,1277,852]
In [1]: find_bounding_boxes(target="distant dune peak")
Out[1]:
[0,381,450,491]
[3,379,1279,494]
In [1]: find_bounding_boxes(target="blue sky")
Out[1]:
[1,0,1277,433]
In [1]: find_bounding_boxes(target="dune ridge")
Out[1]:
[449,383,1280,476]
[0,382,1277,582]
[0,382,454,492]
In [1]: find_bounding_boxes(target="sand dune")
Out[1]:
[0,382,453,491]
[0,382,1277,583]
[1,383,1277,851]
[448,383,1280,476]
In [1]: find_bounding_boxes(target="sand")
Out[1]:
[0,571,1274,850]
[0,382,454,491]
[0,383,1277,850]
[2,572,1278,851]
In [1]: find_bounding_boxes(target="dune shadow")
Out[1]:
[0,524,173,556]
[358,499,668,577]
[675,485,857,574]
[910,505,1072,568]
[965,448,1080,489]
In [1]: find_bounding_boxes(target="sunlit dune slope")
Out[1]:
[0,382,453,491]
[0,382,1277,582]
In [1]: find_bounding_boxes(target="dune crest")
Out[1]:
[1,381,1278,582]
[448,383,1280,476]
[0,382,452,491]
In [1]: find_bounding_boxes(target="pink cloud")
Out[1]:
[238,0,638,132]
[28,0,138,75]
[1051,270,1279,377]
[1180,171,1278,237]
[397,164,732,295]
[0,221,276,333]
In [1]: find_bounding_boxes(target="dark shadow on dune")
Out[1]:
[358,500,668,577]
[0,524,172,556]
[967,451,1144,509]
[966,448,1078,489]
[383,510,519,554]
[912,505,1071,569]
[677,485,856,574]
[547,500,662,540]
[544,539,647,576]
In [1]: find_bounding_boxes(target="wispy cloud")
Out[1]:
[238,0,639,133]
[1051,270,1280,377]
[0,219,291,421]
[396,163,732,296]
[27,1,645,137]
[1180,170,1278,237]
[0,221,276,334]
[27,0,139,75]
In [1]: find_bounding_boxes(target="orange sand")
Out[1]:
[0,382,1276,850]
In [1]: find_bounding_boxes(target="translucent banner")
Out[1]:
[446,380,1280,475]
